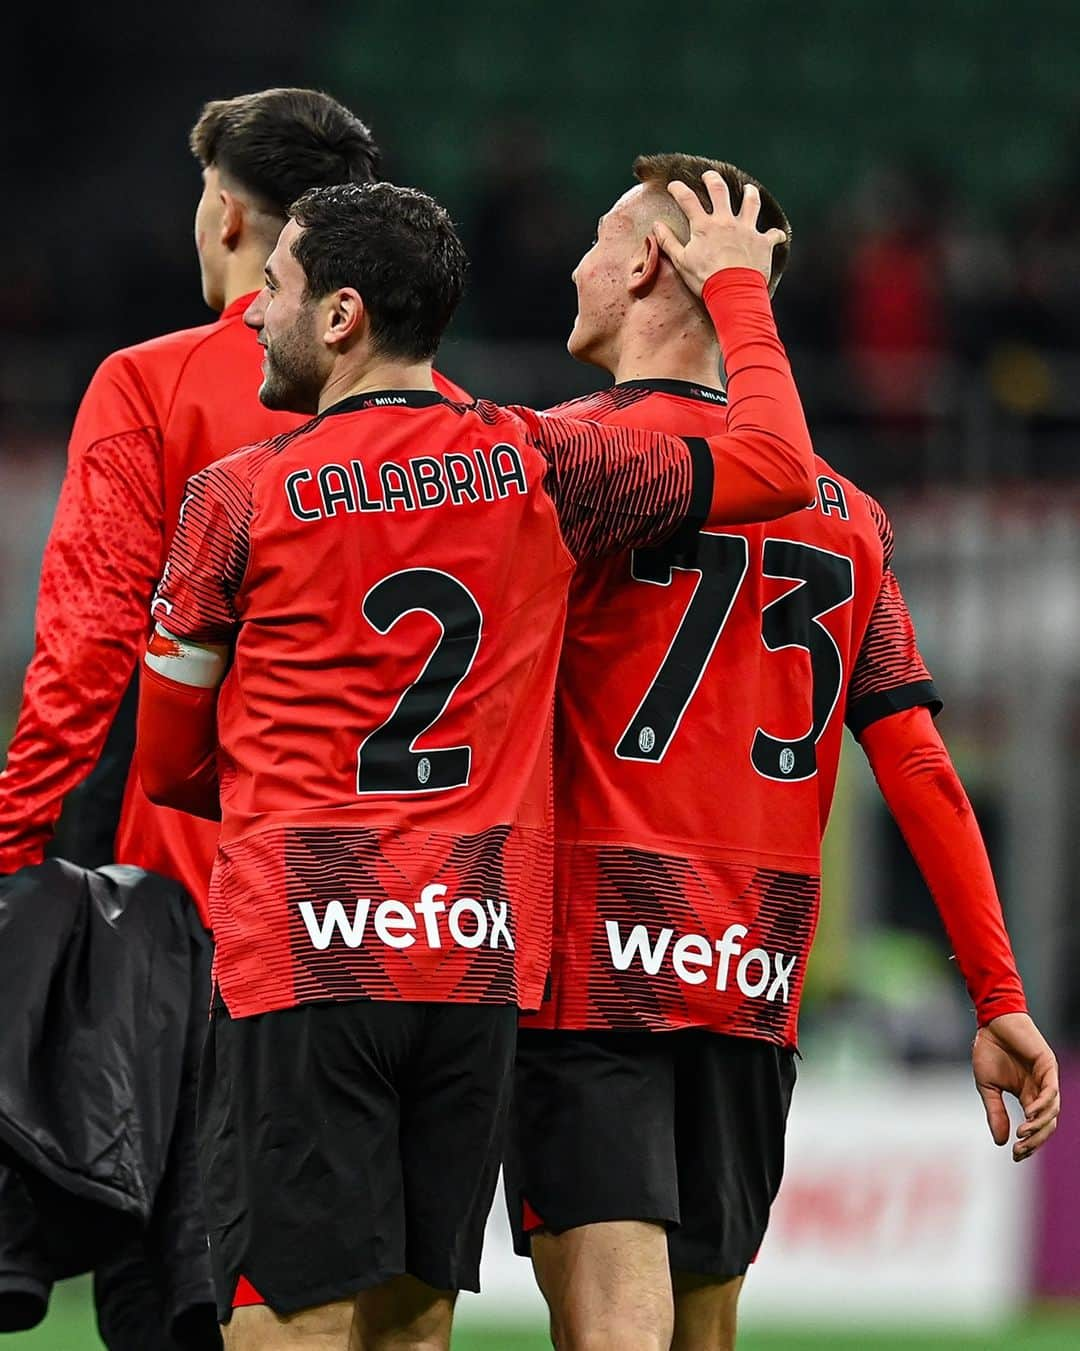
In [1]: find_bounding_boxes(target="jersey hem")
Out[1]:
[217,986,529,1021]
[519,1011,798,1051]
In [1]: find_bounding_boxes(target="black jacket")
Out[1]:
[0,859,218,1347]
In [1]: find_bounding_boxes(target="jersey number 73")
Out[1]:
[615,534,855,781]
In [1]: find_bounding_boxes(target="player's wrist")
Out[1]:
[978,999,1031,1029]
[701,269,777,358]
[701,267,771,304]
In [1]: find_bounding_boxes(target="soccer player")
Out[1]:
[0,85,420,1351]
[0,86,467,924]
[134,175,814,1351]
[506,155,1061,1351]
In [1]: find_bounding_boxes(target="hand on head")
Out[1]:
[653,170,787,297]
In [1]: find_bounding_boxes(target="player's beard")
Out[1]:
[259,310,325,415]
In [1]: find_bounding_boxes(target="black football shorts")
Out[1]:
[505,1027,796,1278]
[199,994,517,1323]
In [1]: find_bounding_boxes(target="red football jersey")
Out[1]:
[526,379,940,1047]
[150,391,711,1018]
[0,291,468,924]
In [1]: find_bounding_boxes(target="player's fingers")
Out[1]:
[1019,1078,1060,1122]
[738,181,762,226]
[702,170,733,220]
[1014,1114,1058,1161]
[1017,1066,1060,1125]
[976,1083,1010,1146]
[667,179,704,222]
[1017,1086,1060,1140]
[652,220,683,263]
[763,226,789,250]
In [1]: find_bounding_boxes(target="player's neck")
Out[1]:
[221,262,269,312]
[221,236,283,312]
[608,310,724,390]
[319,359,437,411]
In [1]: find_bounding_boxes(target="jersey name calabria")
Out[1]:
[527,379,940,1047]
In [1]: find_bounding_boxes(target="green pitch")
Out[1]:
[7,1282,1079,1349]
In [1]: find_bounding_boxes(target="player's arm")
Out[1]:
[857,701,1023,1024]
[655,172,816,525]
[524,314,811,560]
[859,707,1058,1159]
[0,358,164,873]
[135,464,247,822]
[848,513,1058,1158]
[846,505,1012,1021]
[137,630,226,821]
[523,176,814,557]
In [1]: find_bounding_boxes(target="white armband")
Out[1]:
[145,625,228,689]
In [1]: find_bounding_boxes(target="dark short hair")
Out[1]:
[190,88,379,218]
[288,183,468,362]
[633,152,792,288]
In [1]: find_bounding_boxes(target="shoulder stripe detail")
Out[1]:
[847,681,942,738]
[863,494,894,567]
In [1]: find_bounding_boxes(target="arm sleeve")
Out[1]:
[699,268,816,525]
[860,706,1027,1024]
[0,359,164,873]
[520,268,814,561]
[136,659,221,821]
[150,462,251,645]
[846,500,942,737]
[519,409,712,562]
[136,468,248,820]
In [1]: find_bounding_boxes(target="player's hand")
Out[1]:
[972,1011,1059,1161]
[653,171,788,296]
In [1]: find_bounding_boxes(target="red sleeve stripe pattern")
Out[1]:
[152,464,252,644]
[532,417,702,562]
[865,493,895,567]
[847,569,941,737]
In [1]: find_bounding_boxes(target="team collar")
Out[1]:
[320,390,449,417]
[613,377,727,405]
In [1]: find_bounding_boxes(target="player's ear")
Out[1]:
[627,232,662,296]
[219,189,244,250]
[323,288,365,348]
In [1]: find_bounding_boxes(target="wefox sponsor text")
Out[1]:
[605,920,795,1002]
[298,883,515,953]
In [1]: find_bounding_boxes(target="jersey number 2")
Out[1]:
[356,568,482,794]
[617,535,854,780]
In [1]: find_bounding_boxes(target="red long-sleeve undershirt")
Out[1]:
[136,662,220,823]
[860,706,1027,1025]
[701,269,814,523]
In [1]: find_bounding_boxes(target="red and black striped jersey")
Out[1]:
[150,391,716,1017]
[526,378,940,1047]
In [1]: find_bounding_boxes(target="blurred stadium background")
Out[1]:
[4,0,1080,1346]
